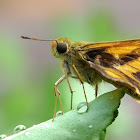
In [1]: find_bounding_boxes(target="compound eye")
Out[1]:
[56,42,67,54]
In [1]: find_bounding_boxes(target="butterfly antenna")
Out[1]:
[21,36,55,42]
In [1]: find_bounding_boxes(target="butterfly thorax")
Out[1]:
[51,39,103,85]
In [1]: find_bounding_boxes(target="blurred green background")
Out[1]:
[0,0,140,139]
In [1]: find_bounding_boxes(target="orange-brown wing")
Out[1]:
[80,39,140,100]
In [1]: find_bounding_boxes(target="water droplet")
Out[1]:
[77,102,86,110]
[56,111,62,117]
[77,102,87,114]
[92,134,99,140]
[88,125,93,128]
[14,125,26,133]
[25,131,30,136]
[0,134,7,139]
[73,129,76,132]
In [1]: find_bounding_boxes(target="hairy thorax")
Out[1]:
[61,53,102,86]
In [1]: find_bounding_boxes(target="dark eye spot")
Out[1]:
[57,42,67,54]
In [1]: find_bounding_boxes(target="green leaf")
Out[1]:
[5,88,125,140]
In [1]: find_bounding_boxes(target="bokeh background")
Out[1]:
[0,0,140,139]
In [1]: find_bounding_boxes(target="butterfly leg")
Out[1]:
[72,64,89,111]
[95,84,98,98]
[66,78,74,110]
[53,75,66,121]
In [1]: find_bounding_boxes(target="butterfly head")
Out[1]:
[51,38,71,58]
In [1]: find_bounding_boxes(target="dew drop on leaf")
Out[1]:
[14,125,26,133]
[77,102,87,114]
[56,111,63,117]
[73,129,76,132]
[88,125,93,128]
[0,134,7,139]
[77,102,86,110]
